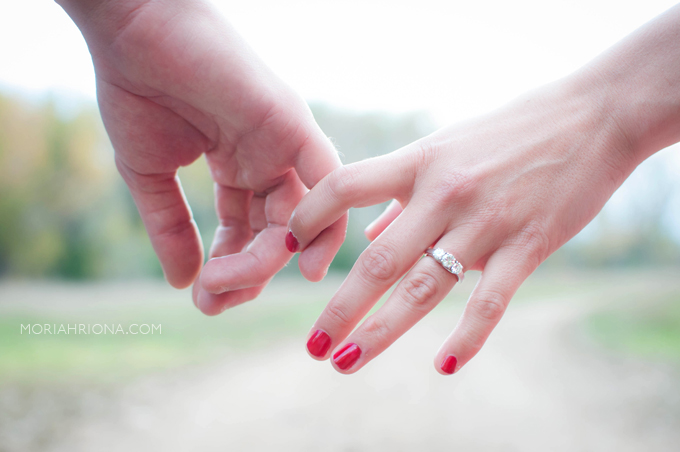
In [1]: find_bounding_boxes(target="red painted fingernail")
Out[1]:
[441,355,458,375]
[332,343,361,371]
[285,230,299,253]
[307,330,331,358]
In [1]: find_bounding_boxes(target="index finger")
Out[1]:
[288,155,411,251]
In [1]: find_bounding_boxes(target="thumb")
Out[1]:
[292,124,347,281]
[294,126,342,189]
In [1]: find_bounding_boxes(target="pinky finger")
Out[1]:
[364,199,403,242]
[193,281,268,316]
[435,247,536,375]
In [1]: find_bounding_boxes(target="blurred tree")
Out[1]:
[0,91,677,280]
[0,92,154,278]
[549,148,680,268]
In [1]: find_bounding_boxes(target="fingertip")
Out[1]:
[199,257,229,294]
[294,128,342,190]
[364,226,379,242]
[193,270,233,316]
[364,199,403,243]
[195,288,225,316]
[120,163,204,291]
[194,285,266,316]
[153,220,204,289]
[300,264,328,283]
[162,252,203,289]
[299,240,334,282]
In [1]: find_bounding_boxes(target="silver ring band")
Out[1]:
[425,248,464,282]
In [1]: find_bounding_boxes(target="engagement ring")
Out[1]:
[425,248,464,282]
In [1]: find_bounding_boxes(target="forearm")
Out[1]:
[580,4,680,166]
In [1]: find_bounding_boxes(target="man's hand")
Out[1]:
[58,0,347,313]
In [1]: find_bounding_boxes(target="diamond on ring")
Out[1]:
[425,248,464,282]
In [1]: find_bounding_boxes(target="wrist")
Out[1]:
[533,67,642,183]
[562,66,640,176]
[577,5,680,167]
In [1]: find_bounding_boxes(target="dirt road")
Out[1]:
[22,281,674,451]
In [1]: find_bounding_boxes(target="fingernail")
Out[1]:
[285,230,299,253]
[441,355,458,375]
[332,343,361,371]
[307,330,332,358]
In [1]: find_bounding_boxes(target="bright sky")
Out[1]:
[1,0,678,123]
[1,0,680,240]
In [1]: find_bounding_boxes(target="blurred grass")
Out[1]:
[0,271,479,385]
[1,268,679,386]
[585,291,680,363]
[0,277,331,385]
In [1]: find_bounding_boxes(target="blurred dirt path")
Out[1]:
[42,284,680,452]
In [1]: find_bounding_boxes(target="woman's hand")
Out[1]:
[289,74,635,373]
[289,4,680,375]
[58,0,346,313]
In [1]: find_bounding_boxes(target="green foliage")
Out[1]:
[0,92,157,279]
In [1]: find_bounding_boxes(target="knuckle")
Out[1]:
[359,243,399,283]
[410,140,438,169]
[325,303,353,328]
[468,289,508,322]
[361,315,393,340]
[400,272,440,312]
[508,220,551,267]
[325,164,361,200]
[428,170,476,206]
